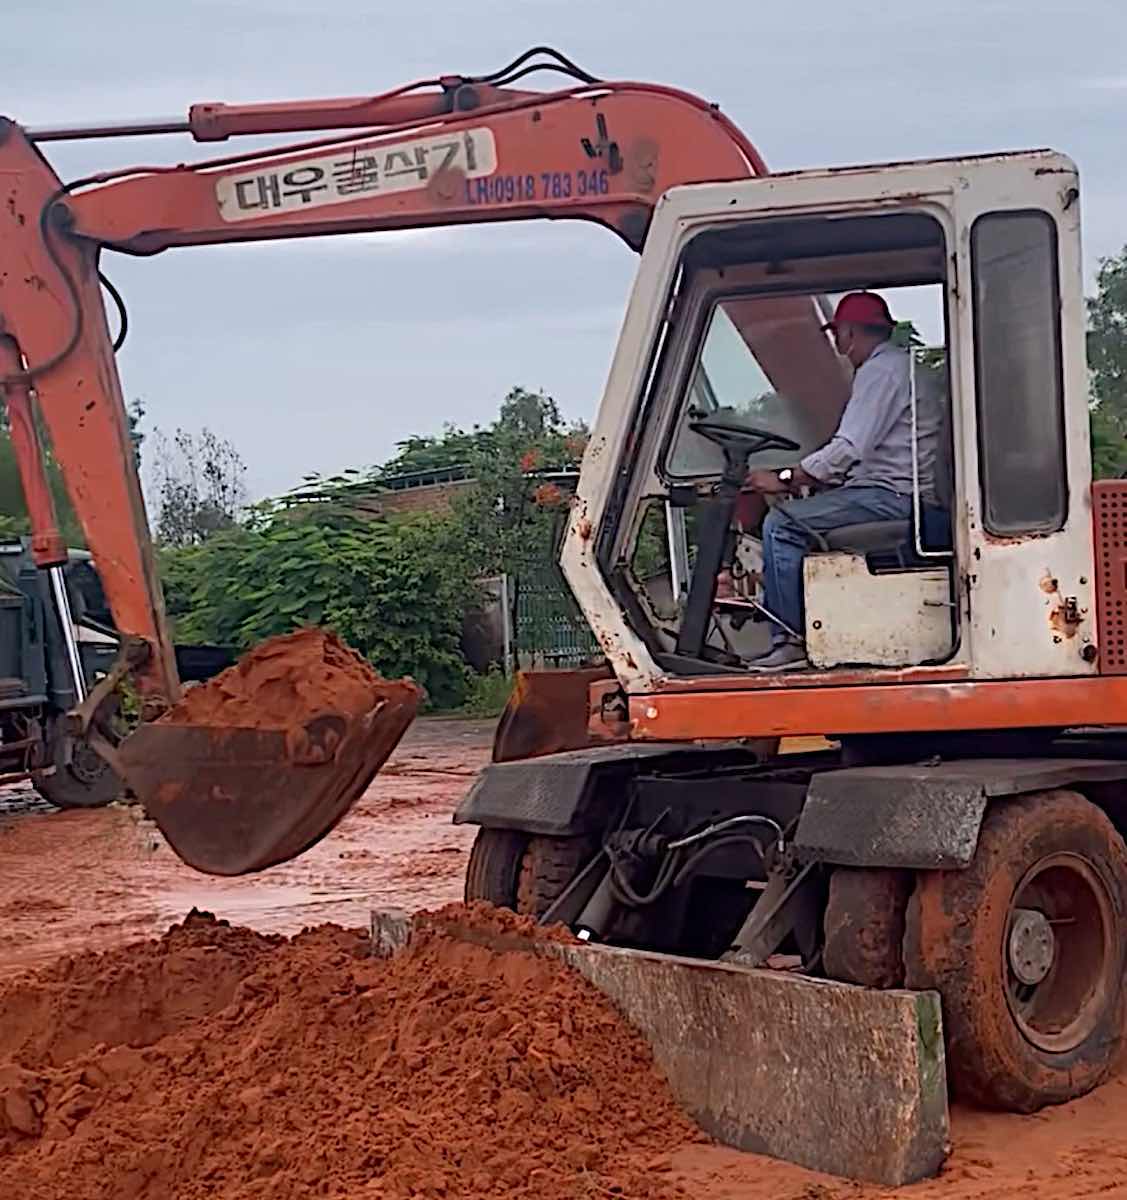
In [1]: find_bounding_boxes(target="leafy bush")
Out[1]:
[450,667,513,718]
[160,507,478,709]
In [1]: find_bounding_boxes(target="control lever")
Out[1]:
[674,412,799,659]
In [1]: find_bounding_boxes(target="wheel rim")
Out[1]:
[1004,851,1117,1054]
[68,738,110,786]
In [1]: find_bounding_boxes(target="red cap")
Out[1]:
[822,292,894,331]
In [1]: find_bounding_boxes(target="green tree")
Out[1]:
[162,385,589,693]
[445,388,588,668]
[286,385,587,583]
[1088,247,1127,479]
[294,385,591,672]
[148,425,247,547]
[450,387,587,572]
[373,427,483,477]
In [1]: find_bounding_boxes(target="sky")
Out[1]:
[7,0,1127,499]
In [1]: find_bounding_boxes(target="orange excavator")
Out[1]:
[6,50,1123,1121]
[0,47,799,876]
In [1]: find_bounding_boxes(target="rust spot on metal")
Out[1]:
[1039,572,1059,595]
[983,522,1056,546]
[492,666,616,761]
[626,136,659,192]
[577,516,593,541]
[1049,596,1083,640]
[427,165,465,205]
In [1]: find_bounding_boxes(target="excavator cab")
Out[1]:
[563,149,1093,707]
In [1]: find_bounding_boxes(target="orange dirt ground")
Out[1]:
[2,718,1127,1198]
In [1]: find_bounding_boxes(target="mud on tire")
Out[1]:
[464,828,527,908]
[465,829,596,919]
[823,867,912,989]
[904,790,1127,1112]
[516,835,597,918]
[32,728,122,811]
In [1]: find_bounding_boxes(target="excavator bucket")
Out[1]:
[114,630,422,876]
[119,687,419,875]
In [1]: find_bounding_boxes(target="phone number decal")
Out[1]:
[465,169,611,205]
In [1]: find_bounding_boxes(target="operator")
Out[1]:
[741,291,915,671]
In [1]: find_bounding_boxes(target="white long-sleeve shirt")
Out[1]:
[800,340,922,496]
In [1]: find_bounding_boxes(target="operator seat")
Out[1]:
[822,370,952,560]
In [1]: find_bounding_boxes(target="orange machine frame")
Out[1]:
[0,59,766,708]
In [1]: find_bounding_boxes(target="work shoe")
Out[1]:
[748,640,809,672]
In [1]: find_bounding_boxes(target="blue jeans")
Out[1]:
[761,486,912,642]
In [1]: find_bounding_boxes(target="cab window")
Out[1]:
[971,210,1067,535]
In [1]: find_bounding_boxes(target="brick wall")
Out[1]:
[374,478,475,517]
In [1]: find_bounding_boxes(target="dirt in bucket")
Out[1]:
[162,628,422,731]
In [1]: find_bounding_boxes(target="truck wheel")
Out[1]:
[823,867,911,988]
[32,732,122,810]
[464,828,527,907]
[516,835,597,918]
[904,790,1127,1111]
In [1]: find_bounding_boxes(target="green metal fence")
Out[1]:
[513,564,599,668]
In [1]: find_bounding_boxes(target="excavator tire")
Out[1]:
[904,790,1127,1112]
[464,828,527,908]
[516,835,597,918]
[822,867,911,989]
[464,829,595,919]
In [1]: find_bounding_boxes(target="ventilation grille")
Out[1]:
[1093,482,1127,674]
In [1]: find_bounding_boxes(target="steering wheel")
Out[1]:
[689,414,800,460]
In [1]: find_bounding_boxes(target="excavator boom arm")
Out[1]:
[66,81,764,252]
[0,67,767,708]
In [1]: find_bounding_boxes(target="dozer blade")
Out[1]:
[118,688,419,876]
[371,907,949,1187]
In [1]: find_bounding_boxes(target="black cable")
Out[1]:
[470,46,600,87]
[608,831,769,908]
[99,270,128,351]
[488,62,600,90]
[4,187,85,385]
[672,834,766,889]
[473,46,560,82]
[607,845,682,908]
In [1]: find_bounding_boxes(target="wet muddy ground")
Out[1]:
[0,718,489,977]
[4,717,1127,1197]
